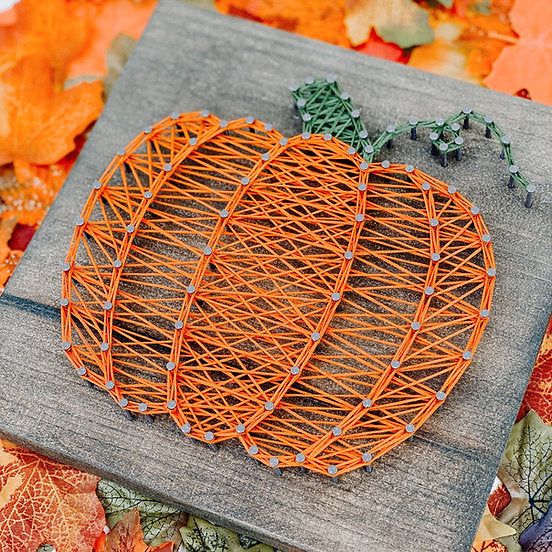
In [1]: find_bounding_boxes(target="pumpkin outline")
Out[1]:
[61,106,495,477]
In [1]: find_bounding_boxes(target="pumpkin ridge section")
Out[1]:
[61,113,282,413]
[303,166,493,469]
[171,135,369,442]
[241,164,495,476]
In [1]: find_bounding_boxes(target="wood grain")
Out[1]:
[1,1,551,550]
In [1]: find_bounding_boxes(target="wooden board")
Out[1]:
[1,1,551,550]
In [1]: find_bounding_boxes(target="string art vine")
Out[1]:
[61,78,533,478]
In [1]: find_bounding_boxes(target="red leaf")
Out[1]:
[517,316,552,424]
[0,440,105,552]
[100,510,174,552]
[354,29,410,63]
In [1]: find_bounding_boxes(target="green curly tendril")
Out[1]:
[290,77,536,208]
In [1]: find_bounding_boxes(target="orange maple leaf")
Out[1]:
[0,0,90,81]
[215,0,350,47]
[0,440,105,552]
[99,510,174,552]
[484,0,552,104]
[0,56,103,165]
[68,0,157,79]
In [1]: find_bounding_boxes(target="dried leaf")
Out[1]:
[471,540,508,552]
[497,410,552,535]
[518,316,552,424]
[354,29,410,63]
[345,0,433,48]
[101,510,174,552]
[408,15,476,82]
[519,500,552,551]
[67,0,157,79]
[0,56,103,165]
[473,505,516,545]
[0,0,90,81]
[0,439,105,552]
[484,0,552,104]
[98,479,186,546]
[179,516,273,552]
[215,0,349,47]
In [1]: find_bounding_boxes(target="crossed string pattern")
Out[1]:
[61,105,495,477]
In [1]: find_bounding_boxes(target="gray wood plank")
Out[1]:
[1,1,551,551]
[0,297,530,552]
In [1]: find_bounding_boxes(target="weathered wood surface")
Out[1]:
[1,1,551,550]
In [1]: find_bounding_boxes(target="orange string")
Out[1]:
[61,112,495,477]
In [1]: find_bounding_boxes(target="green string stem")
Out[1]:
[290,77,536,207]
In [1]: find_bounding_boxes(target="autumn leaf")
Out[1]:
[518,316,552,424]
[0,211,15,249]
[497,410,552,535]
[0,159,73,226]
[97,479,187,546]
[0,56,103,165]
[0,439,105,552]
[67,0,157,79]
[180,516,273,552]
[487,477,511,518]
[0,214,19,291]
[484,0,552,104]
[471,540,508,552]
[344,0,433,48]
[215,0,349,47]
[354,29,410,63]
[408,11,477,83]
[100,510,173,552]
[473,505,516,546]
[0,0,90,81]
[459,1,516,81]
[519,500,552,551]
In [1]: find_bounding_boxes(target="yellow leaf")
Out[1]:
[473,505,516,545]
[345,0,433,48]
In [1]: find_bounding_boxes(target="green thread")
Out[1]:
[290,77,536,206]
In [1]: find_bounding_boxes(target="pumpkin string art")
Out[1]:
[61,78,531,477]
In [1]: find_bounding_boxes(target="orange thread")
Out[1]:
[61,112,495,476]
